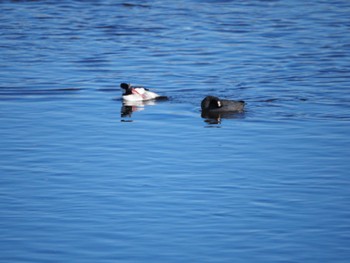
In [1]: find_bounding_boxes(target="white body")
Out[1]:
[122,88,160,102]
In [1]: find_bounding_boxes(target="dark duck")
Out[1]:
[201,95,245,118]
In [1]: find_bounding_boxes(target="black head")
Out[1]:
[201,96,222,110]
[120,83,132,95]
[120,83,130,90]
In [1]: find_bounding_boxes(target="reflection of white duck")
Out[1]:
[120,83,164,102]
[121,100,156,118]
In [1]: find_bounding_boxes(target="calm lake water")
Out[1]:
[1,0,350,262]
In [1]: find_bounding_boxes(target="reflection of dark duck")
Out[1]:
[120,83,167,102]
[201,96,245,113]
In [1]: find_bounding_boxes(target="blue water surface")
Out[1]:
[1,0,350,262]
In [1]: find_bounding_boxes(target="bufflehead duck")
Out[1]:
[120,83,167,102]
[201,96,245,113]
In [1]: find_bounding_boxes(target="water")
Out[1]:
[1,0,350,262]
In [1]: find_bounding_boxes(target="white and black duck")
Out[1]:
[120,83,167,102]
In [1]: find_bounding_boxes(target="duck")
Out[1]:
[201,95,245,114]
[120,83,167,102]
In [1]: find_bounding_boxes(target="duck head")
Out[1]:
[120,83,132,95]
[201,96,222,111]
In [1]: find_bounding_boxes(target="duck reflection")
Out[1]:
[121,100,157,118]
[201,111,245,125]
